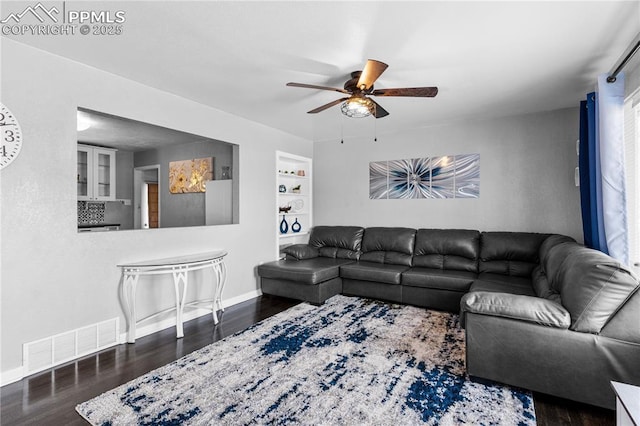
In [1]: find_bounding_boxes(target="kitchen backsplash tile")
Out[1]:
[78,201,105,225]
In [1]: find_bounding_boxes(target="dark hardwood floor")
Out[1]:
[1,295,614,425]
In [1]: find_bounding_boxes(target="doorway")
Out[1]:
[134,165,160,229]
[147,183,159,228]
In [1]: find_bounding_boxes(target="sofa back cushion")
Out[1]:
[283,244,319,260]
[360,227,416,266]
[413,229,480,272]
[554,245,640,333]
[308,226,364,259]
[541,241,580,291]
[539,234,576,267]
[479,232,549,277]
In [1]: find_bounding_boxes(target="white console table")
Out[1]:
[119,250,228,343]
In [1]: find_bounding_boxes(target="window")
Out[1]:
[623,90,640,274]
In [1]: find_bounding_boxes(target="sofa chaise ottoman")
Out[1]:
[258,226,362,304]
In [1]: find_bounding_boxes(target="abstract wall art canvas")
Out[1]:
[370,154,479,200]
[169,157,214,194]
[454,154,480,198]
[369,161,389,199]
[430,156,455,199]
[387,158,432,199]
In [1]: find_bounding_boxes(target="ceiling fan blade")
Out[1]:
[370,99,389,118]
[307,98,349,114]
[287,82,349,94]
[356,59,389,91]
[371,87,439,97]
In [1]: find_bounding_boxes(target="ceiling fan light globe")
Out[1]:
[341,96,374,118]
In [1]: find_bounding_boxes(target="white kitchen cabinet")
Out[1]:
[78,144,117,201]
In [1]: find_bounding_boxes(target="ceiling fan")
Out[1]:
[286,59,438,119]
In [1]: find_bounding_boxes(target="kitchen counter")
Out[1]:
[78,223,120,232]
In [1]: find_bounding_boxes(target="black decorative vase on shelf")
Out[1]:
[291,218,301,233]
[279,215,289,234]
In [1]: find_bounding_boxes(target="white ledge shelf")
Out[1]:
[279,232,309,239]
[278,173,308,179]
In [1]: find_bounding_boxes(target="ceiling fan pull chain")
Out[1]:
[373,103,378,142]
[341,113,344,144]
[374,113,378,142]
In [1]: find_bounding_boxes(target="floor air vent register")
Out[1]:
[22,318,119,376]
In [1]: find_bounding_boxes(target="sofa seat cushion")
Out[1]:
[340,261,409,285]
[461,291,571,328]
[402,268,476,291]
[470,279,536,297]
[258,258,355,285]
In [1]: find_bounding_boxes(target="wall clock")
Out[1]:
[0,103,22,170]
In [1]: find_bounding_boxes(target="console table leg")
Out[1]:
[122,272,139,344]
[211,260,227,324]
[172,267,188,339]
[216,260,227,313]
[210,262,219,324]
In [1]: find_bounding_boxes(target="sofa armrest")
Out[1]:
[461,291,570,328]
[283,244,319,260]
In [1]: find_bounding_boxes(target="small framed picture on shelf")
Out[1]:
[291,199,304,212]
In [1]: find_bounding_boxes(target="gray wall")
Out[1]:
[313,107,583,241]
[134,140,234,228]
[1,39,312,376]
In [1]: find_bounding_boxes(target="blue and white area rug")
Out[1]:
[77,295,535,425]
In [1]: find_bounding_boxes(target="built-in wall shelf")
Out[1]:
[276,151,312,259]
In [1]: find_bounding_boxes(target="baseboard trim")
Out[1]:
[1,289,263,387]
[222,289,263,309]
[1,366,25,387]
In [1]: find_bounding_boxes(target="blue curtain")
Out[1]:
[579,94,606,251]
[579,74,629,265]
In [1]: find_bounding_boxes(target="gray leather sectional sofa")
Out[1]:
[257,225,640,409]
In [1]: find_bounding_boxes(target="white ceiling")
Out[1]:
[4,1,640,142]
[77,108,215,151]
